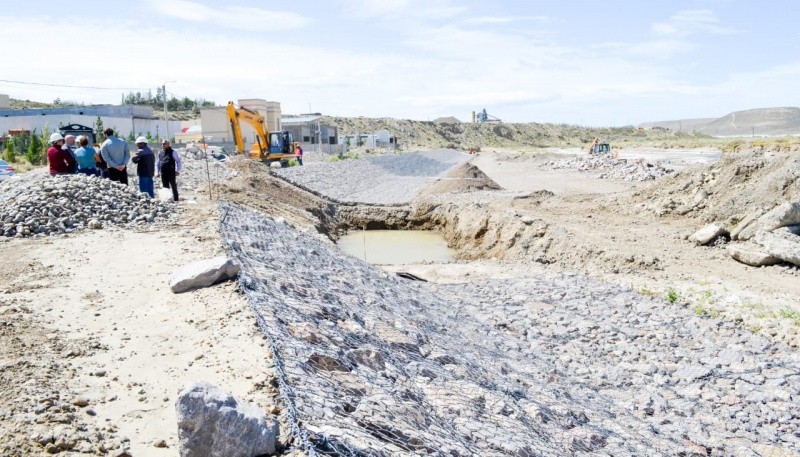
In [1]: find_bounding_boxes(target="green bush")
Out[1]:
[328,152,361,162]
[666,288,679,304]
[25,129,45,165]
[4,137,15,163]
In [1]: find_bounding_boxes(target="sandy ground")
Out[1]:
[0,201,280,455]
[1,147,797,454]
[397,150,800,347]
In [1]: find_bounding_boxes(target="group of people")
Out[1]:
[47,128,183,201]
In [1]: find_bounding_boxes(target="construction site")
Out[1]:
[1,102,800,456]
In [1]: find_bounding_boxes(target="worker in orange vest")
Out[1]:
[294,142,304,166]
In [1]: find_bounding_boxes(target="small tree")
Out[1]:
[25,129,44,165]
[4,137,15,163]
[95,116,104,141]
[145,131,153,141]
[127,131,135,142]
[41,123,50,152]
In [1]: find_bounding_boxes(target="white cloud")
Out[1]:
[145,0,311,31]
[460,15,550,26]
[1,4,797,126]
[339,0,464,19]
[652,9,739,37]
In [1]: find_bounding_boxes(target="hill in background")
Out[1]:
[640,107,800,137]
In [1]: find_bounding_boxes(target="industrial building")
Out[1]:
[0,98,181,141]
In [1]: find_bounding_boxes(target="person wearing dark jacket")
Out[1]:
[132,137,155,197]
[156,139,182,202]
[46,133,77,176]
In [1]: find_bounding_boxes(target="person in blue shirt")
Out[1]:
[99,128,130,185]
[73,136,98,176]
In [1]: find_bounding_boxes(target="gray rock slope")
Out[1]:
[220,202,800,456]
[273,150,470,205]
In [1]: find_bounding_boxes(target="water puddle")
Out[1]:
[337,230,454,265]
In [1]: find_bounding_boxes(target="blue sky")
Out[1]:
[1,0,798,125]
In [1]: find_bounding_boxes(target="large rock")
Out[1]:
[689,223,728,245]
[734,202,800,241]
[727,242,782,267]
[170,257,240,293]
[176,382,278,457]
[755,227,800,266]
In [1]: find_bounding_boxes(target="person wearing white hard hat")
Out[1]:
[132,136,155,197]
[47,132,77,176]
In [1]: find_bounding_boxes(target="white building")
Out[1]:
[0,104,180,141]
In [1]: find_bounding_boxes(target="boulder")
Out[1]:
[730,207,766,241]
[689,223,728,246]
[170,257,240,294]
[176,382,278,457]
[734,202,800,241]
[755,227,800,266]
[727,243,782,267]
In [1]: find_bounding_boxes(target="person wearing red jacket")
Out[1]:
[47,133,77,176]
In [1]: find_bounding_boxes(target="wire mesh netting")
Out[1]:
[219,201,692,456]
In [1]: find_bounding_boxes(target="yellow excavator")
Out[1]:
[226,101,295,164]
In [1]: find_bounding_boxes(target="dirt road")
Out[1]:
[0,202,280,455]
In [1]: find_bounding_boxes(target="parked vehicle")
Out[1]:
[0,160,15,181]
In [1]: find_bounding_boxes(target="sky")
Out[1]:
[1,0,798,126]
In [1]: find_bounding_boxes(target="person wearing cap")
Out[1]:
[294,142,304,166]
[47,133,77,176]
[156,139,182,202]
[99,128,130,185]
[131,136,155,197]
[74,136,98,176]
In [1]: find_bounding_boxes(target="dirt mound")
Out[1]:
[418,162,502,197]
[627,151,800,224]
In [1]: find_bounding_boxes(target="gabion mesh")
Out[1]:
[219,202,685,456]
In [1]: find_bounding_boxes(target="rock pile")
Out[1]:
[273,150,470,205]
[724,202,800,267]
[177,149,238,193]
[547,155,674,181]
[0,172,174,238]
[220,202,800,455]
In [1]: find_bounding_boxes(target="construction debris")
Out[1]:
[547,155,674,181]
[0,172,174,237]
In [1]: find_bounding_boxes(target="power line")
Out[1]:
[0,78,151,91]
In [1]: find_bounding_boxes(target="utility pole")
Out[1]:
[163,80,176,142]
[163,84,168,142]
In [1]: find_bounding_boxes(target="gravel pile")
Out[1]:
[0,171,174,237]
[273,149,470,205]
[175,148,239,192]
[547,155,674,181]
[221,202,800,455]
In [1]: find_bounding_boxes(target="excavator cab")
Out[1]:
[269,131,294,155]
[588,138,611,155]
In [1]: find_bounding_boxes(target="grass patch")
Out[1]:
[666,288,679,304]
[639,288,657,297]
[778,308,800,326]
[329,152,362,162]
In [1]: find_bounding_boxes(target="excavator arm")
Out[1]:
[227,101,269,159]
[227,101,297,163]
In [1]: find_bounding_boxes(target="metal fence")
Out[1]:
[219,202,684,456]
